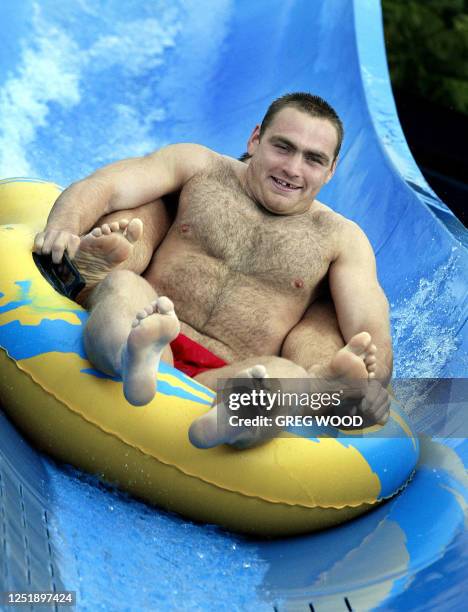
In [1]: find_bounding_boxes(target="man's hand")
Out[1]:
[313,376,390,427]
[33,228,80,263]
[352,379,391,426]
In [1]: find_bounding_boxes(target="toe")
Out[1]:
[365,355,377,365]
[375,404,390,425]
[126,218,143,244]
[136,310,148,320]
[347,332,372,356]
[101,224,111,235]
[109,221,120,232]
[119,219,129,229]
[189,407,227,449]
[156,296,175,315]
[250,364,268,379]
[91,227,102,237]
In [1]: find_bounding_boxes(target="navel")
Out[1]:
[293,278,305,289]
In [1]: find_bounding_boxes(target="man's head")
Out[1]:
[243,92,344,215]
[259,93,343,160]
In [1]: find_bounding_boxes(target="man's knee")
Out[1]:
[256,355,308,378]
[281,298,344,364]
[94,269,139,293]
[88,269,150,307]
[103,269,139,285]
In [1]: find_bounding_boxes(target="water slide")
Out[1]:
[0,0,467,610]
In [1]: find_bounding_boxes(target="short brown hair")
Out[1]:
[241,92,344,163]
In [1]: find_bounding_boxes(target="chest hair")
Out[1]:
[176,162,335,293]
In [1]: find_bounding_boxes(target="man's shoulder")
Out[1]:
[310,203,373,258]
[309,200,348,229]
[161,143,219,167]
[188,150,245,186]
[313,202,368,237]
[171,144,241,176]
[146,143,220,168]
[145,143,229,185]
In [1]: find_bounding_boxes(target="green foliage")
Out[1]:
[382,0,468,114]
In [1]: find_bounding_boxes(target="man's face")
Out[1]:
[245,107,338,215]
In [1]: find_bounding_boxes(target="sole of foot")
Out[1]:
[122,296,180,406]
[78,218,142,266]
[74,218,143,304]
[328,332,375,381]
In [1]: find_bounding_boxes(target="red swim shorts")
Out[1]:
[169,333,227,378]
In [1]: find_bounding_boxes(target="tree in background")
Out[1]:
[382,0,468,114]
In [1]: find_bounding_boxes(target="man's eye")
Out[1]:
[275,144,288,150]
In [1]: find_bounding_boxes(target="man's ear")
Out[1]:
[325,157,338,183]
[247,125,261,156]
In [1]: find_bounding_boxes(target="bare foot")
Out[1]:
[74,219,143,303]
[121,296,180,406]
[310,331,388,424]
[189,364,275,449]
[364,343,378,378]
[309,332,373,400]
[328,331,374,380]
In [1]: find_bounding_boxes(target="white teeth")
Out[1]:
[273,177,298,189]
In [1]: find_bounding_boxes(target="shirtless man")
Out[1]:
[33,93,392,448]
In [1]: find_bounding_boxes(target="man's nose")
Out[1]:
[283,153,302,177]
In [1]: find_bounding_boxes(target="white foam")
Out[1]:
[0,3,185,179]
[0,0,234,182]
[87,18,180,76]
[0,6,81,177]
[93,104,169,162]
[392,253,462,377]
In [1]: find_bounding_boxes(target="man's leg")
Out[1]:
[189,301,379,449]
[280,298,377,375]
[84,269,180,406]
[281,299,388,426]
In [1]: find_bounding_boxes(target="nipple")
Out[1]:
[180,223,190,233]
[293,278,304,289]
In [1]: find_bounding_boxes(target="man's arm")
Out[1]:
[33,144,214,262]
[328,220,392,385]
[282,221,392,383]
[281,220,392,425]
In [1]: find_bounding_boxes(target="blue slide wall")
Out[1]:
[0,1,466,610]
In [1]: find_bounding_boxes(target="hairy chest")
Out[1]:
[173,171,334,292]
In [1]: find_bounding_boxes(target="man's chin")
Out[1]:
[263,204,296,216]
[261,196,303,215]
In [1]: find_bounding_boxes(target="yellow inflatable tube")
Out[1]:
[0,179,419,536]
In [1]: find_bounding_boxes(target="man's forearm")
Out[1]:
[45,176,113,235]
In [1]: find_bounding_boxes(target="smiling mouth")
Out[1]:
[271,176,302,191]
